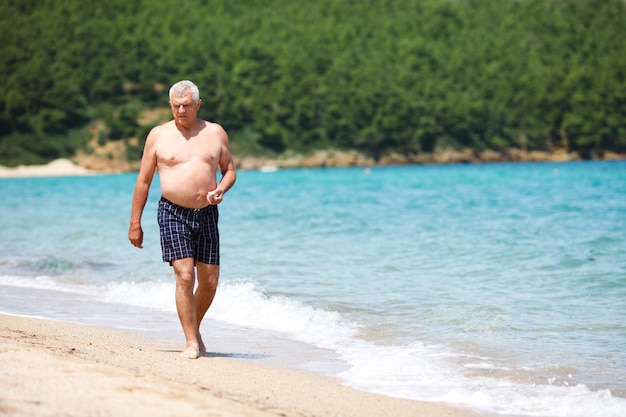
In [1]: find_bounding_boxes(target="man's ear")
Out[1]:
[197,99,203,109]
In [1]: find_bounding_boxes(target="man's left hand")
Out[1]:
[207,189,223,205]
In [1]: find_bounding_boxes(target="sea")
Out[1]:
[0,160,624,417]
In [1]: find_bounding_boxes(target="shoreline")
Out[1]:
[0,158,94,178]
[1,149,625,178]
[234,148,626,170]
[0,313,480,417]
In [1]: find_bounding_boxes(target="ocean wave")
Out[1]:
[0,274,624,416]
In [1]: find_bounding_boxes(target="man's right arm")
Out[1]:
[128,128,159,248]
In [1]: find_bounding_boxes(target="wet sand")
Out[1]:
[0,313,480,417]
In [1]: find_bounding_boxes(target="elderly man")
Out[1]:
[128,80,236,359]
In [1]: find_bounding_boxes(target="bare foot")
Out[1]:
[198,334,207,355]
[180,343,201,359]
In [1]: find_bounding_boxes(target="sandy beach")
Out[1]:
[0,159,93,178]
[0,313,479,417]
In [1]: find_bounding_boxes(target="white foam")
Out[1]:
[207,281,359,349]
[337,341,626,417]
[464,362,509,371]
[0,274,83,293]
[1,274,625,417]
[101,280,176,313]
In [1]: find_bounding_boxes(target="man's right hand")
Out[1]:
[128,224,144,248]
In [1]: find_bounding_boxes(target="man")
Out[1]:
[128,80,236,359]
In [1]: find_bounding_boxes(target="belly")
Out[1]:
[158,164,217,209]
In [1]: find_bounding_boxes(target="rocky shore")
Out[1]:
[1,148,624,178]
[235,147,625,170]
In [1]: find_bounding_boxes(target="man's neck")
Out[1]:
[175,118,198,131]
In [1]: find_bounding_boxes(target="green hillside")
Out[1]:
[1,0,625,166]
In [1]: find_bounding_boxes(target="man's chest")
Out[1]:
[156,136,220,165]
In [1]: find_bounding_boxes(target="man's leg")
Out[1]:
[172,258,202,359]
[194,263,219,354]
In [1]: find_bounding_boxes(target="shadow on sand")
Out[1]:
[158,349,271,360]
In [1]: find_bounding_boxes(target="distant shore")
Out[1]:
[1,148,624,178]
[0,158,94,178]
[234,148,626,170]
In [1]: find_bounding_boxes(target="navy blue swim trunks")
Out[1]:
[157,197,219,265]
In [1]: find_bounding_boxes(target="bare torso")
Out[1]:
[154,120,224,209]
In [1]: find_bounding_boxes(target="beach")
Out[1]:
[0,160,473,417]
[0,313,477,417]
[0,159,94,178]
[1,160,624,416]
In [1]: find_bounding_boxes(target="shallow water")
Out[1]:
[1,161,625,416]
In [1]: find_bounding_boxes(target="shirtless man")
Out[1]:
[128,80,236,359]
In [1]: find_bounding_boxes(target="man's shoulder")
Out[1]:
[202,120,222,129]
[149,120,175,135]
[201,120,227,136]
[158,120,177,130]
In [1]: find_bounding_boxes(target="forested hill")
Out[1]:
[1,0,625,167]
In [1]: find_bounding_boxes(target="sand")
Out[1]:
[0,159,93,178]
[0,313,480,417]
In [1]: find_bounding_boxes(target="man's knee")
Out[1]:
[197,264,219,286]
[172,259,195,288]
[176,271,194,286]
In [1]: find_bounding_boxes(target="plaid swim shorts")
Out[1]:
[157,197,219,265]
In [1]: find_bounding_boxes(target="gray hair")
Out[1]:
[169,80,200,103]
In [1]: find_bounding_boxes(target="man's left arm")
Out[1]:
[207,127,237,204]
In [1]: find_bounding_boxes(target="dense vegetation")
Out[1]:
[1,0,625,166]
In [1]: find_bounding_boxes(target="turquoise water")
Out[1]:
[1,161,625,416]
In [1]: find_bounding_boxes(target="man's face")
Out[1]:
[170,93,201,127]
